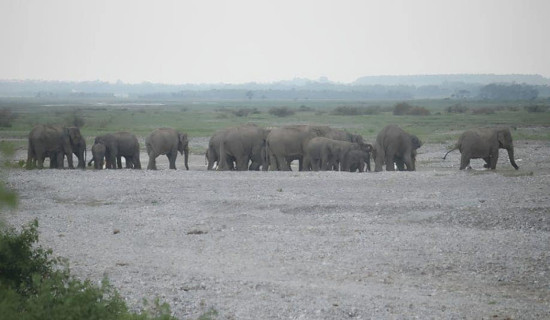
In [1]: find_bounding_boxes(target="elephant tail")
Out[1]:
[442,146,458,160]
[264,139,271,171]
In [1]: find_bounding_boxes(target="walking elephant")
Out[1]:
[443,127,519,170]
[373,125,421,172]
[146,128,189,170]
[88,142,107,169]
[93,132,141,169]
[346,149,372,172]
[217,124,269,171]
[26,124,86,169]
[303,137,372,171]
[206,129,235,170]
[266,125,363,171]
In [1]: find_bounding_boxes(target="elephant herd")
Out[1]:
[206,124,519,172]
[26,123,520,172]
[26,125,189,171]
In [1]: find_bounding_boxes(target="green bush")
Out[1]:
[331,106,381,116]
[392,102,412,115]
[447,104,469,113]
[232,108,260,117]
[0,108,17,127]
[269,107,295,117]
[407,107,430,116]
[0,220,176,320]
[524,105,549,113]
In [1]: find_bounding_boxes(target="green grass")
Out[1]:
[2,98,549,150]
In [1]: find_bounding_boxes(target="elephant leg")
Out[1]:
[374,149,385,172]
[310,158,319,171]
[133,155,141,169]
[268,154,278,171]
[489,152,499,170]
[235,157,249,171]
[460,153,470,170]
[167,152,177,169]
[117,156,123,169]
[385,153,395,171]
[57,151,66,169]
[37,155,46,169]
[302,156,311,171]
[276,155,291,171]
[395,158,405,171]
[147,154,157,170]
[483,157,490,169]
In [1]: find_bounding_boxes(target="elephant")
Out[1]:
[373,124,422,172]
[206,129,235,170]
[443,127,519,170]
[266,125,363,171]
[346,149,372,172]
[26,124,86,169]
[88,142,106,169]
[217,124,269,171]
[303,137,372,171]
[93,132,141,169]
[146,128,189,170]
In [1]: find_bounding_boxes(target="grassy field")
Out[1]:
[1,97,549,152]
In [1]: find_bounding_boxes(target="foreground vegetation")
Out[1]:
[0,220,176,320]
[1,97,549,152]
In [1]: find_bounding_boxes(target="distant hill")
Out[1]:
[353,74,550,86]
[1,74,549,100]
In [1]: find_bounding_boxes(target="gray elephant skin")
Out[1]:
[217,124,269,171]
[26,124,86,169]
[266,125,363,171]
[443,127,519,170]
[374,124,422,172]
[303,137,372,171]
[206,129,235,170]
[146,128,189,170]
[346,149,371,172]
[91,132,141,169]
[88,142,106,169]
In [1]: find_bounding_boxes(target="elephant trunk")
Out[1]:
[184,147,189,170]
[507,146,519,170]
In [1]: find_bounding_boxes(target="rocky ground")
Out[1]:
[4,140,550,319]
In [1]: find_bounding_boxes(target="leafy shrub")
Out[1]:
[332,106,381,116]
[298,105,314,112]
[0,220,176,320]
[232,108,260,117]
[393,102,412,115]
[0,108,17,127]
[64,110,85,128]
[393,102,430,116]
[447,104,469,113]
[269,107,295,117]
[524,105,549,113]
[407,107,430,116]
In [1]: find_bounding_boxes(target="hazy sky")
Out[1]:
[1,0,549,84]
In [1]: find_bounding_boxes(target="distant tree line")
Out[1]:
[479,83,539,100]
[1,79,549,100]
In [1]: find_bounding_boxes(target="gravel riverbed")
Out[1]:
[5,140,550,319]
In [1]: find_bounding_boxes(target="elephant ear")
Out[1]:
[178,133,189,151]
[411,135,422,149]
[179,132,188,145]
[497,129,511,148]
[68,128,81,145]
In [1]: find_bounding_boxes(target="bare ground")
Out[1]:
[4,140,550,319]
